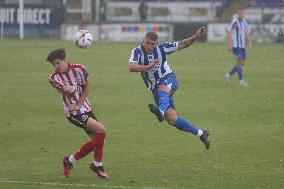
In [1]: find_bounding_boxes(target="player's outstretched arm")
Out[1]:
[178,26,206,50]
[49,78,75,96]
[129,59,159,72]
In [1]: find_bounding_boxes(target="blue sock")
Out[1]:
[175,117,199,135]
[229,65,238,76]
[158,90,169,114]
[237,66,244,80]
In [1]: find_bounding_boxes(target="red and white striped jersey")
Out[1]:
[48,63,92,117]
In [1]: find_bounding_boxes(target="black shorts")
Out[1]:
[67,111,98,135]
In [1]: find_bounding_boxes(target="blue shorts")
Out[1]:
[233,48,246,61]
[152,73,179,110]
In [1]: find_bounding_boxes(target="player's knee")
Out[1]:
[97,123,107,133]
[167,120,175,126]
[165,116,176,126]
[86,122,106,134]
[237,60,245,66]
[158,85,171,94]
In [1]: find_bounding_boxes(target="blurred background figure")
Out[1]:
[277,30,284,43]
[99,0,107,22]
[139,0,148,22]
[225,8,252,86]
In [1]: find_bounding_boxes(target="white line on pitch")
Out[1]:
[0,180,136,188]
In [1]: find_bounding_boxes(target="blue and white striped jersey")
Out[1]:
[228,18,248,49]
[129,42,179,91]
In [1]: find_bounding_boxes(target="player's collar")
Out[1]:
[141,43,154,55]
[237,17,243,22]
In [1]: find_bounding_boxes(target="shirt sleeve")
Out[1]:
[244,20,248,32]
[48,74,65,91]
[159,42,179,55]
[227,19,237,32]
[78,64,89,84]
[128,48,141,64]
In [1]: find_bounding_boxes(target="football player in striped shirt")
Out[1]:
[225,8,252,86]
[128,27,210,150]
[47,48,109,179]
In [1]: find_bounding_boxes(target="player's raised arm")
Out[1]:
[178,26,206,50]
[48,75,75,96]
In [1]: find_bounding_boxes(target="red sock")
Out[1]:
[92,133,106,162]
[73,141,93,160]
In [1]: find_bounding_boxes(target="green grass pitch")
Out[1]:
[0,39,283,189]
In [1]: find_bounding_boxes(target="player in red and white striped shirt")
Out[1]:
[47,48,109,179]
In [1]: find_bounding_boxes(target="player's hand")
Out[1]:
[67,86,76,94]
[195,27,207,38]
[228,46,232,53]
[63,86,76,96]
[68,104,80,111]
[248,41,253,49]
[147,59,159,70]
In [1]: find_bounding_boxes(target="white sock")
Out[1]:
[93,160,103,167]
[225,73,230,78]
[197,130,203,137]
[68,155,76,164]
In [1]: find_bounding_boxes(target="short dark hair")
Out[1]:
[47,48,66,63]
[145,32,158,41]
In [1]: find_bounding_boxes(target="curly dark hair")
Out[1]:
[46,48,66,63]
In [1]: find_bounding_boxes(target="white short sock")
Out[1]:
[93,161,103,167]
[225,73,230,78]
[197,130,203,137]
[69,155,76,164]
